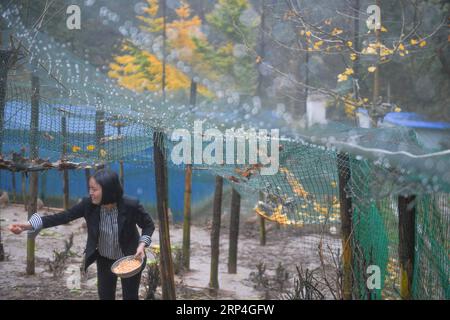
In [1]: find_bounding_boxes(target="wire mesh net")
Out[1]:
[1,2,449,300]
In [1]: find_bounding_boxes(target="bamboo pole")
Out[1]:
[337,152,353,300]
[153,131,176,300]
[61,116,69,210]
[398,195,416,300]
[182,164,192,270]
[228,188,241,274]
[210,175,223,291]
[27,73,40,275]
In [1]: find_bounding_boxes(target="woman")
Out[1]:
[8,169,155,300]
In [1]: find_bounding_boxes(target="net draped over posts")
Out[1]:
[0,4,448,300]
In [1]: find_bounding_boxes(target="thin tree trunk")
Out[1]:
[228,188,241,274]
[118,126,124,188]
[210,176,223,291]
[27,171,38,275]
[62,116,69,210]
[338,152,353,300]
[182,164,192,270]
[153,131,176,300]
[95,108,105,163]
[27,73,40,275]
[161,0,167,103]
[259,191,266,245]
[353,0,361,99]
[182,79,197,270]
[256,0,266,98]
[259,215,266,245]
[372,0,381,126]
[398,195,416,300]
[0,50,11,262]
[85,168,91,194]
[22,172,27,211]
[12,171,17,203]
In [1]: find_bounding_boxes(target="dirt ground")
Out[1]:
[0,204,341,300]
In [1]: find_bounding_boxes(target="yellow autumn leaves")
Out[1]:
[410,38,427,47]
[255,166,341,227]
[108,0,214,97]
[71,144,108,159]
[337,67,354,82]
[337,36,428,83]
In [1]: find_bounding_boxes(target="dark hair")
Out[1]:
[91,169,123,205]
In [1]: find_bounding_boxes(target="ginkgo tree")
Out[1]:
[248,0,448,123]
[108,0,212,98]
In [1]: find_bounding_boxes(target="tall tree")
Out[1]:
[108,0,211,97]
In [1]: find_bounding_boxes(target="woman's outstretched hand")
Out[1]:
[8,223,32,234]
[134,242,146,260]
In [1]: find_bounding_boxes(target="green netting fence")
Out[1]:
[1,3,449,300]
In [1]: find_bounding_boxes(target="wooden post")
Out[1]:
[210,175,223,291]
[0,50,12,262]
[61,116,69,210]
[118,126,124,188]
[119,160,125,188]
[398,195,416,300]
[20,144,27,210]
[21,171,27,210]
[119,153,124,188]
[182,164,192,270]
[27,73,40,275]
[119,160,124,188]
[189,79,197,107]
[181,79,197,270]
[39,171,46,203]
[0,209,3,261]
[337,152,353,300]
[228,188,241,274]
[0,50,12,156]
[85,168,91,193]
[11,171,17,203]
[259,216,266,245]
[153,131,176,300]
[95,108,105,163]
[259,192,266,246]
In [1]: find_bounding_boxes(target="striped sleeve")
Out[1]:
[28,213,43,234]
[139,235,152,247]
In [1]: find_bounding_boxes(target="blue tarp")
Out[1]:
[384,112,450,130]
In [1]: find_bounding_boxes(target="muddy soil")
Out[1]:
[0,204,340,300]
